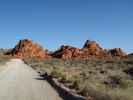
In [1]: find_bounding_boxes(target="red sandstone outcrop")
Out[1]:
[6,39,49,59]
[81,40,107,57]
[6,39,126,59]
[108,48,126,57]
[83,40,102,50]
[52,40,108,59]
[51,45,80,59]
[52,40,126,59]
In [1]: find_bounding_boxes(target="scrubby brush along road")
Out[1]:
[0,59,62,100]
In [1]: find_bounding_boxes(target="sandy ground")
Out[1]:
[0,59,62,100]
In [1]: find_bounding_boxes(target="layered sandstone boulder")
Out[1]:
[6,39,48,59]
[52,45,80,59]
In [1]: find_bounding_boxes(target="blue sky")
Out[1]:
[0,0,133,53]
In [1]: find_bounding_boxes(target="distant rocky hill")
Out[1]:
[125,53,133,58]
[6,39,126,59]
[108,48,126,57]
[52,40,126,59]
[6,39,50,59]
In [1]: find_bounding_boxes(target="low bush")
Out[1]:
[24,57,133,100]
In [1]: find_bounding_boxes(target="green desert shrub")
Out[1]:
[51,67,66,80]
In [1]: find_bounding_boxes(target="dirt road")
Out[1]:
[0,59,62,100]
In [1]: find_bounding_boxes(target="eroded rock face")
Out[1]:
[52,40,126,59]
[6,39,48,59]
[81,40,107,57]
[52,45,80,59]
[52,40,108,59]
[83,40,102,50]
[108,48,126,57]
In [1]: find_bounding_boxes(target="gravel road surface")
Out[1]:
[0,59,62,100]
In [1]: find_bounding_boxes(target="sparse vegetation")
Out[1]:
[0,49,11,65]
[24,57,133,100]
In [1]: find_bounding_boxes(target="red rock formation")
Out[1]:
[83,40,102,50]
[6,39,126,59]
[52,45,80,59]
[81,40,107,57]
[52,40,108,59]
[52,40,126,59]
[108,48,126,57]
[6,39,49,59]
